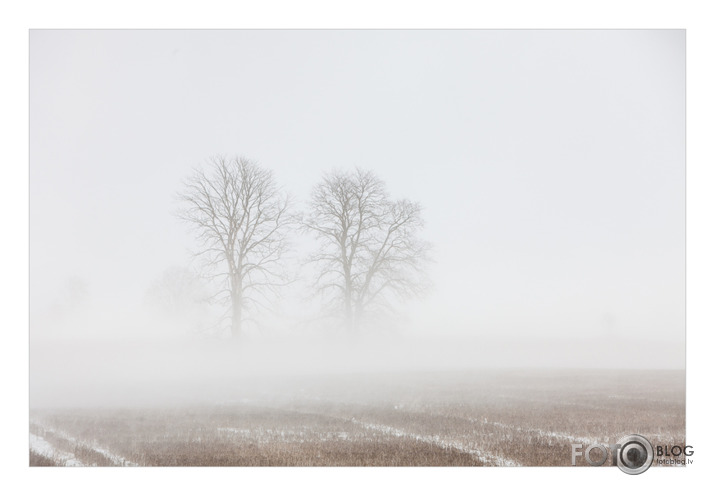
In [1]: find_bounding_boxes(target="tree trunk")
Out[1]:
[353,305,362,335]
[344,302,353,334]
[231,293,242,338]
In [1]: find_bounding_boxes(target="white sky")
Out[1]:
[29,30,684,342]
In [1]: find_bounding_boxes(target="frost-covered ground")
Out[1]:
[29,369,685,466]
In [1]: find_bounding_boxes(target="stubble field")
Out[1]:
[29,369,685,467]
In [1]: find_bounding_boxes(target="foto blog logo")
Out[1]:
[571,434,654,475]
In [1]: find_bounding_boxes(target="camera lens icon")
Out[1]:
[616,435,654,475]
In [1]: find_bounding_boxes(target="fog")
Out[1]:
[30,30,684,409]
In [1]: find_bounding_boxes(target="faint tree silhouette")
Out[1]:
[144,266,215,335]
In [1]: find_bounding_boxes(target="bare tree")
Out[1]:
[303,168,430,334]
[177,156,292,338]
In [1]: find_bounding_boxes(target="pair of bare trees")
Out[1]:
[178,156,429,338]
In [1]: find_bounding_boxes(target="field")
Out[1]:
[29,369,685,467]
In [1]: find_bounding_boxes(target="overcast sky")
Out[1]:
[29,30,684,344]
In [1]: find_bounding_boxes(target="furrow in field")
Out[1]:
[476,418,683,447]
[475,418,600,446]
[234,404,517,466]
[30,433,83,467]
[351,419,520,467]
[31,421,137,467]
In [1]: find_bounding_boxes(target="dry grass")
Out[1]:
[29,451,58,467]
[30,369,685,467]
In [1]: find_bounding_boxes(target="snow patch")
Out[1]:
[31,422,137,467]
[30,433,83,467]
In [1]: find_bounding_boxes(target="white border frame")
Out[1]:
[4,2,712,495]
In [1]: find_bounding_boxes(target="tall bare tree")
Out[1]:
[303,168,430,334]
[177,156,291,338]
